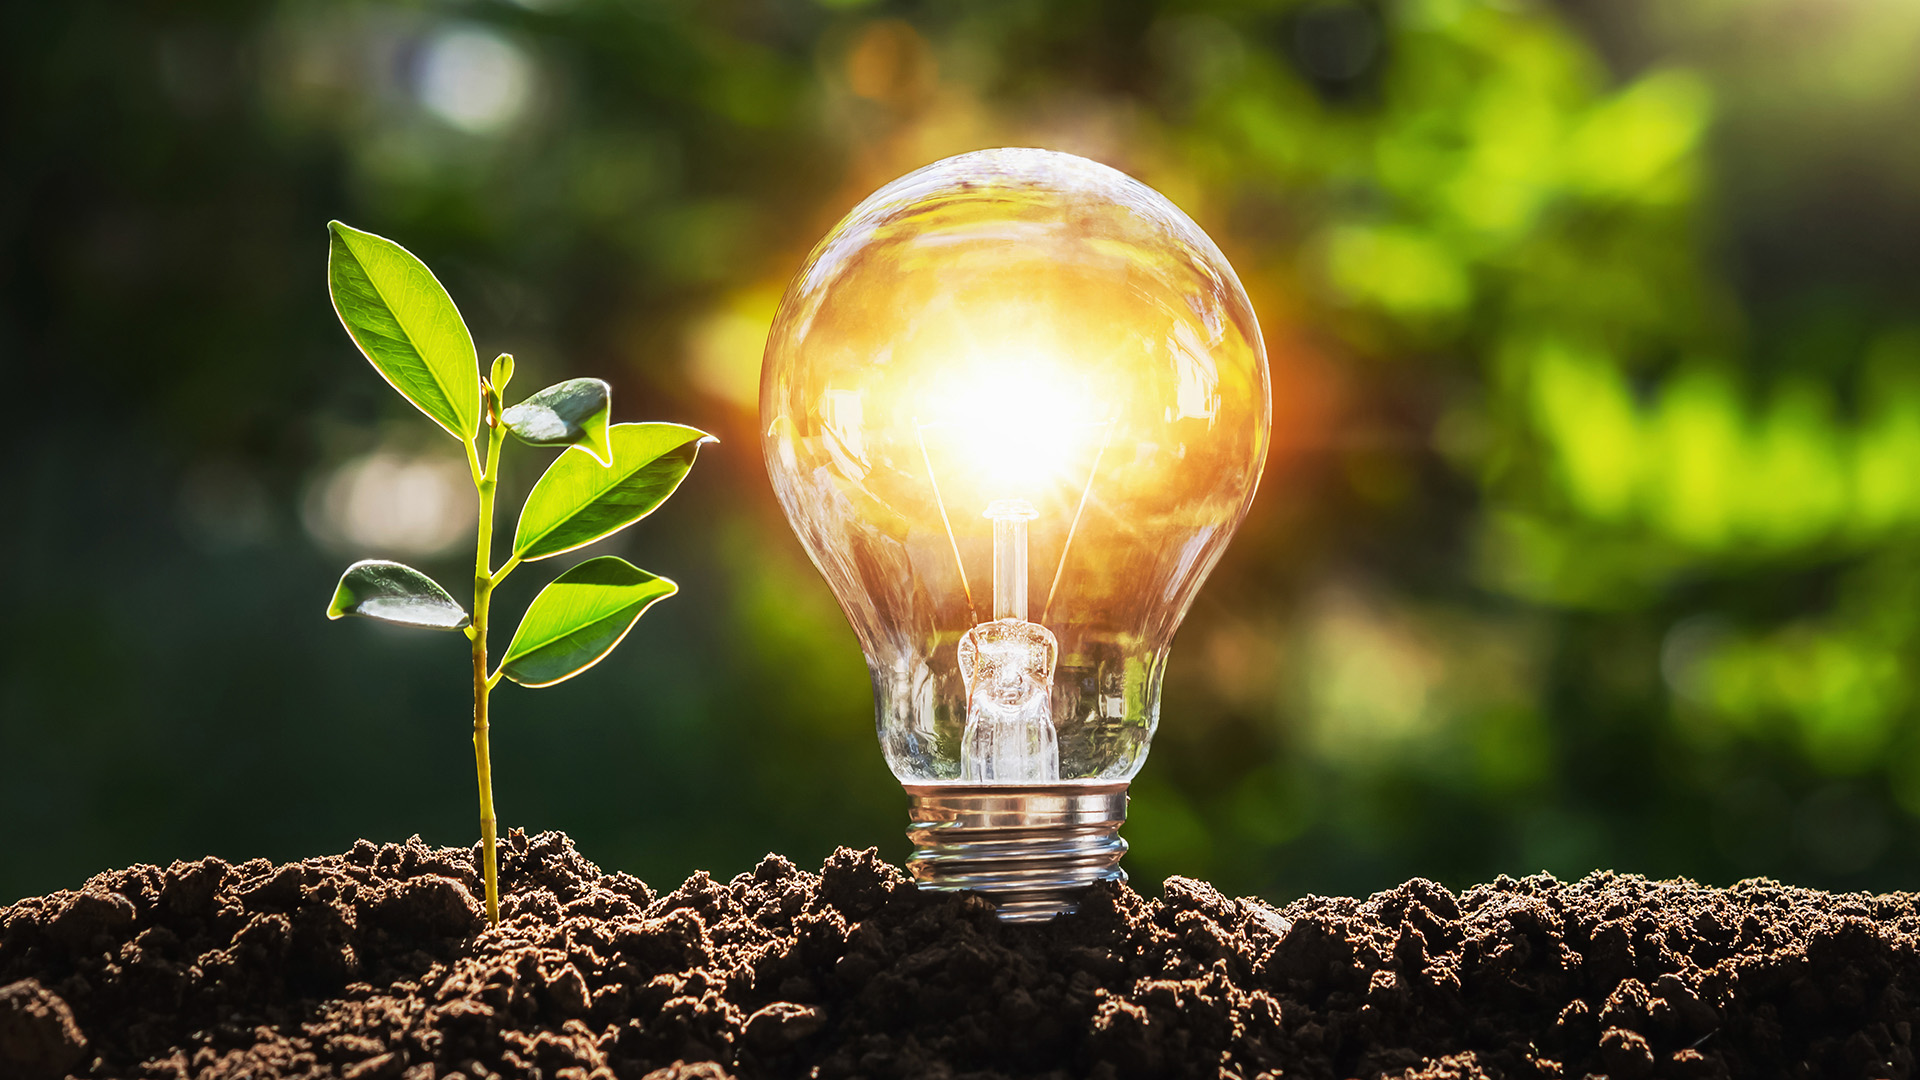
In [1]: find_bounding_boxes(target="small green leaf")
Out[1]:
[326,560,470,630]
[490,352,515,394]
[513,423,712,561]
[501,378,613,465]
[327,222,480,442]
[499,557,677,687]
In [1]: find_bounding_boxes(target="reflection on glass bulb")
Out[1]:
[761,148,1270,919]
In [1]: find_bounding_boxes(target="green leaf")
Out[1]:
[499,557,677,687]
[327,222,480,442]
[490,352,515,394]
[326,560,470,631]
[512,423,712,561]
[502,378,613,465]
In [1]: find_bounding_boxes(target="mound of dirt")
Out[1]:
[2,830,1916,1079]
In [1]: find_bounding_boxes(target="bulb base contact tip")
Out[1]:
[903,782,1129,922]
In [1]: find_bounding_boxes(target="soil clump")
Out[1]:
[2,830,1916,1079]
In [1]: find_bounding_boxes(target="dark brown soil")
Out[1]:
[2,831,1916,1080]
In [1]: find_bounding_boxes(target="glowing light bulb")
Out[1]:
[761,148,1270,920]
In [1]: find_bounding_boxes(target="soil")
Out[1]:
[2,831,1916,1080]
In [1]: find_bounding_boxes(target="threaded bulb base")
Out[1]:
[902,782,1129,922]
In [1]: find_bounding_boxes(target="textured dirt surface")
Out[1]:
[2,831,1918,1079]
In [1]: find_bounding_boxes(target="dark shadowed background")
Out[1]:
[6,0,1920,905]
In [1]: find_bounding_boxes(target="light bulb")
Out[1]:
[761,148,1270,920]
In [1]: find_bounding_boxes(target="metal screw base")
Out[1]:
[903,781,1129,922]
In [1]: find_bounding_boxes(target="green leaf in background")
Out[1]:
[502,377,613,465]
[499,556,677,687]
[325,560,471,630]
[327,221,480,442]
[512,423,712,560]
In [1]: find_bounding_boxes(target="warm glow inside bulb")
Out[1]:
[919,351,1097,494]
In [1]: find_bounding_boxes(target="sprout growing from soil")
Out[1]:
[320,222,710,927]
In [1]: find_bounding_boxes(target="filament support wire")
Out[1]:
[903,782,1129,922]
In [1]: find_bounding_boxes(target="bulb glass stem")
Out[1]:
[987,498,1036,621]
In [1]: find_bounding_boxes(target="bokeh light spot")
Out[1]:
[303,451,475,557]
[686,289,780,411]
[416,25,533,134]
[846,20,936,106]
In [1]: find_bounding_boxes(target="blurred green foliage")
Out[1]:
[5,0,1920,904]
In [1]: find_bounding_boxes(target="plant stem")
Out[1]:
[471,416,508,928]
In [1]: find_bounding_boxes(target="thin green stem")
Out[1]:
[471,416,508,929]
[465,437,484,489]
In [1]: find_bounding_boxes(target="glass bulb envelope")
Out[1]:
[761,148,1269,916]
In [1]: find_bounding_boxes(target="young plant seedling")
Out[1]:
[321,222,711,927]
